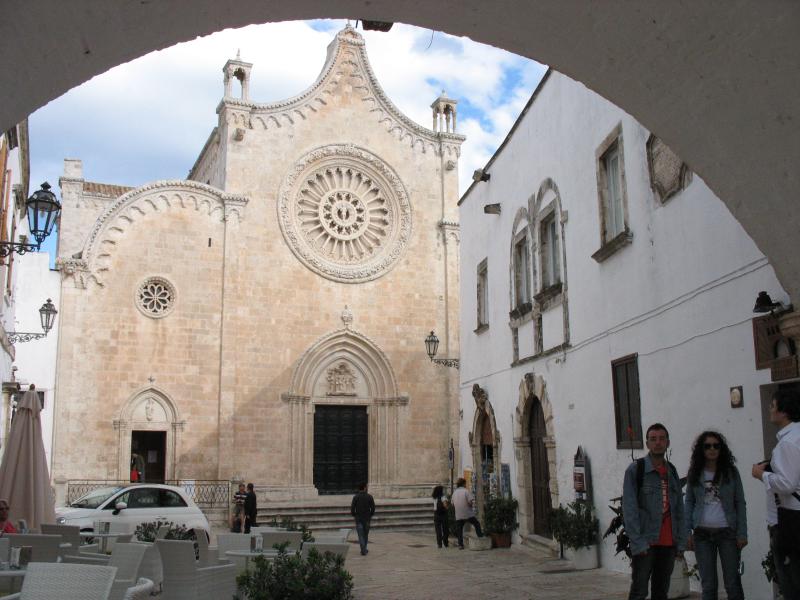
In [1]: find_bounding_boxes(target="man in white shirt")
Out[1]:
[753,388,800,600]
[451,477,484,549]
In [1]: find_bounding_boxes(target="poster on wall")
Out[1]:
[501,463,511,498]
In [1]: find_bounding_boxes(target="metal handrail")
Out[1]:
[65,479,231,508]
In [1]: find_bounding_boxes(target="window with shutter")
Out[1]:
[611,354,643,449]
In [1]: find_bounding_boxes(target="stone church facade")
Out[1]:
[51,26,463,500]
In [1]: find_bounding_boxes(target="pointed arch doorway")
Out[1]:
[514,373,559,540]
[529,396,550,537]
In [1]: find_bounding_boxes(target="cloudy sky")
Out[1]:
[29,19,546,258]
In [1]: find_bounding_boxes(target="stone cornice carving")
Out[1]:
[56,258,90,289]
[217,25,465,156]
[79,181,248,287]
[278,144,412,283]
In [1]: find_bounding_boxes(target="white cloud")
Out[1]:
[29,20,545,200]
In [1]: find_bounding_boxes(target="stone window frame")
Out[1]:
[135,276,177,319]
[592,124,633,263]
[611,353,643,449]
[475,258,489,333]
[511,228,532,314]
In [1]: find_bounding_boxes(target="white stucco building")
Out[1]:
[458,70,790,598]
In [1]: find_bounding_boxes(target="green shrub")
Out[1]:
[235,546,353,600]
[483,496,519,534]
[549,500,598,550]
[134,520,194,543]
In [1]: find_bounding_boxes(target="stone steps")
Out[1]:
[256,497,433,532]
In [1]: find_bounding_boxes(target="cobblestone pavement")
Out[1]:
[345,530,632,600]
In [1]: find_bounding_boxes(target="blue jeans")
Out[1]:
[771,525,800,600]
[693,527,744,600]
[355,519,371,554]
[629,546,676,600]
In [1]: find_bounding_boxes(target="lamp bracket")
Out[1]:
[6,331,47,344]
[431,357,460,369]
[0,241,39,258]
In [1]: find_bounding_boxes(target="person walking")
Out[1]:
[752,388,800,600]
[451,477,483,549]
[351,483,375,555]
[431,485,450,548]
[622,423,686,600]
[685,431,746,600]
[243,483,257,534]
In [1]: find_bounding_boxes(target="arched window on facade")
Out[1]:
[531,179,569,354]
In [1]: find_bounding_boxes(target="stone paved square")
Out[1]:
[345,530,633,600]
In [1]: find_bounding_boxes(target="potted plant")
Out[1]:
[483,495,519,548]
[550,500,599,570]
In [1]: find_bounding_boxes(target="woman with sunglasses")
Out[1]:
[685,431,747,600]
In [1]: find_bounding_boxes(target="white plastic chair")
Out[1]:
[4,562,117,600]
[300,542,349,562]
[260,531,303,554]
[7,534,63,563]
[122,578,154,600]
[156,539,236,600]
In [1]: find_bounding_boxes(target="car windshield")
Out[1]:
[70,486,124,508]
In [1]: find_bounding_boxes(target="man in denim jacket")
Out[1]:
[623,423,686,600]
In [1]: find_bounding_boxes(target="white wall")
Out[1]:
[459,71,785,599]
[11,253,60,468]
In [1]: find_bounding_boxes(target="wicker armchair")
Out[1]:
[156,539,236,600]
[63,543,147,600]
[260,531,303,553]
[7,534,64,563]
[4,562,117,600]
[214,533,252,573]
[40,524,82,551]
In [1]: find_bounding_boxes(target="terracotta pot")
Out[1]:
[489,532,512,548]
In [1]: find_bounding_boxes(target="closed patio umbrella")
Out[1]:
[0,385,55,529]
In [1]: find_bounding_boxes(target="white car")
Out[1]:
[56,483,211,539]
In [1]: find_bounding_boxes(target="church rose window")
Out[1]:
[278,144,412,283]
[136,276,177,318]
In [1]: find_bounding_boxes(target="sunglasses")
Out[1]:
[703,443,721,450]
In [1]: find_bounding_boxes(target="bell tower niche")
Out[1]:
[431,90,458,133]
[223,51,253,101]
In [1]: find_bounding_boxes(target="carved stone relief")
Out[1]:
[326,362,357,396]
[646,134,691,203]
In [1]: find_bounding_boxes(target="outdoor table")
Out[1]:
[224,549,278,570]
[79,531,123,553]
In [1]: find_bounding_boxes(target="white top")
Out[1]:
[451,487,475,520]
[698,469,728,528]
[765,487,778,527]
[762,421,800,511]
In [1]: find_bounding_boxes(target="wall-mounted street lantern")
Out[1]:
[425,330,460,369]
[6,299,58,344]
[753,291,787,314]
[0,183,61,258]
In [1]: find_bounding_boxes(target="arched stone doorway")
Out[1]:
[114,387,184,482]
[514,373,559,541]
[468,384,500,517]
[282,324,408,498]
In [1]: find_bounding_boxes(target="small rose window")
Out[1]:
[136,277,176,318]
